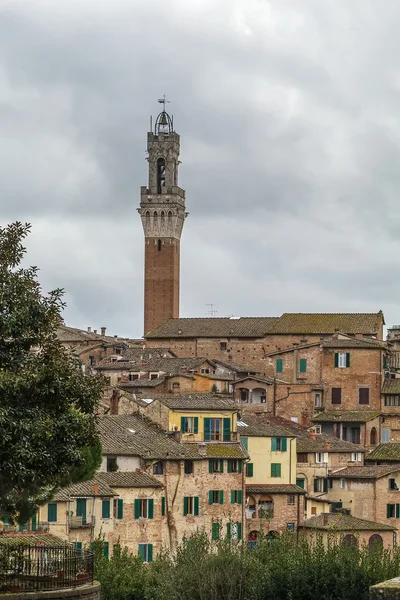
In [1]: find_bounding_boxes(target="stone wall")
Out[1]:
[0,582,101,600]
[371,577,400,599]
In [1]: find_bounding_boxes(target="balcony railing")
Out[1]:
[68,516,95,529]
[0,544,93,593]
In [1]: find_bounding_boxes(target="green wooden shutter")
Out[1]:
[220,460,224,473]
[148,499,154,519]
[194,417,199,434]
[209,490,214,505]
[48,503,57,522]
[212,522,219,540]
[247,463,253,477]
[194,496,199,516]
[237,522,242,540]
[181,416,186,432]
[117,499,123,519]
[346,352,350,367]
[134,499,140,519]
[314,479,318,493]
[162,497,166,517]
[299,358,307,373]
[219,490,224,505]
[271,438,277,451]
[76,542,82,550]
[227,460,232,473]
[387,504,392,518]
[103,542,109,558]
[238,490,243,504]
[184,497,188,516]
[102,500,110,519]
[271,464,276,477]
[223,418,231,441]
[238,461,243,474]
[31,514,37,532]
[231,490,235,504]
[296,478,305,489]
[241,437,248,450]
[323,479,328,493]
[209,459,214,474]
[276,358,283,373]
[334,353,339,367]
[138,544,145,560]
[147,544,153,563]
[396,504,400,519]
[226,522,232,539]
[204,418,211,441]
[282,437,287,452]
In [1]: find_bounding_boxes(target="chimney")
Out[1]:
[94,329,97,334]
[168,430,182,443]
[198,442,207,455]
[114,335,118,339]
[324,441,331,451]
[87,327,91,333]
[309,430,317,441]
[323,513,329,526]
[93,483,99,495]
[101,327,106,336]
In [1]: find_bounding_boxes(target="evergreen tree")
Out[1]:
[0,222,104,523]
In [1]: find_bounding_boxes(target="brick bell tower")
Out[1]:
[138,98,187,335]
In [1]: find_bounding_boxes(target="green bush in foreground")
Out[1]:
[93,531,400,600]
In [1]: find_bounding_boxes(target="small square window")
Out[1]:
[287,495,295,505]
[107,457,118,472]
[152,461,163,475]
[220,342,227,351]
[184,460,194,475]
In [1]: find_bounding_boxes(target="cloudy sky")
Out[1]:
[1,0,400,338]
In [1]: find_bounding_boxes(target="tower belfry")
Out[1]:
[138,99,187,335]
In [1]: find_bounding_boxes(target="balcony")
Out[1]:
[68,515,95,529]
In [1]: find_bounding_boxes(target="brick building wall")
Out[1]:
[245,494,305,536]
[264,345,322,384]
[321,348,383,412]
[328,478,376,521]
[144,238,180,336]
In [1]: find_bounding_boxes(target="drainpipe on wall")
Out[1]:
[242,459,246,543]
[273,378,277,416]
[293,349,298,384]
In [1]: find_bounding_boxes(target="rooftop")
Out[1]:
[237,415,296,438]
[96,471,164,488]
[98,414,202,460]
[246,484,306,495]
[185,442,248,459]
[330,464,400,479]
[312,410,381,423]
[366,443,400,462]
[146,317,279,339]
[296,433,365,453]
[145,313,383,339]
[382,379,400,394]
[301,513,394,531]
[144,393,237,411]
[53,477,116,501]
[95,356,209,374]
[0,533,70,546]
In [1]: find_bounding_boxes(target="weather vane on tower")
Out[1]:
[158,95,170,111]
[154,95,173,134]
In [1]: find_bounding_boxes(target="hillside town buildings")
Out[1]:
[4,102,400,558]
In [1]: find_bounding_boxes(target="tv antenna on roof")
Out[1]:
[206,304,218,318]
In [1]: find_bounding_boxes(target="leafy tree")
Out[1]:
[0,222,104,523]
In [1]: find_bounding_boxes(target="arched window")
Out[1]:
[145,210,150,222]
[157,157,166,193]
[160,210,165,224]
[168,211,172,223]
[368,534,383,553]
[153,211,158,225]
[370,427,377,446]
[157,239,162,251]
[342,534,358,548]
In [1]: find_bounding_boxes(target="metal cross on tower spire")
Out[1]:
[158,95,170,111]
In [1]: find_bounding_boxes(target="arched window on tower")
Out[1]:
[153,211,158,226]
[158,239,162,251]
[160,211,165,226]
[157,157,166,193]
[168,211,172,225]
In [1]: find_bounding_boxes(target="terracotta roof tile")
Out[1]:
[246,484,305,495]
[146,317,279,339]
[148,393,237,411]
[301,513,394,531]
[296,433,365,453]
[53,478,116,501]
[382,380,400,394]
[366,443,400,462]
[197,443,248,459]
[312,410,381,423]
[98,415,203,460]
[95,356,208,374]
[322,338,386,349]
[96,471,164,488]
[269,313,383,335]
[330,465,400,479]
[237,416,295,438]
